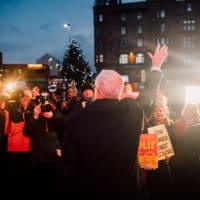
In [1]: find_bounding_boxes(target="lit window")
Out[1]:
[121,27,127,35]
[137,25,143,34]
[128,52,135,64]
[183,36,194,48]
[95,55,98,63]
[156,9,166,18]
[121,13,126,21]
[161,23,167,32]
[183,20,195,31]
[183,55,194,65]
[99,14,103,22]
[137,12,142,20]
[160,10,166,18]
[119,54,128,64]
[136,53,144,64]
[137,38,143,47]
[99,54,104,62]
[157,37,169,45]
[187,3,192,12]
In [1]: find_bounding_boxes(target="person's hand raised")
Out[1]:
[147,44,168,68]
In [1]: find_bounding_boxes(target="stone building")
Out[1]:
[93,0,200,84]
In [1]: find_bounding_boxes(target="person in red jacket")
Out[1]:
[6,88,33,192]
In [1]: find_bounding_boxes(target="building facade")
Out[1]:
[36,54,61,78]
[93,0,200,84]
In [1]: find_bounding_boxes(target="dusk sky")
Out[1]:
[0,0,144,72]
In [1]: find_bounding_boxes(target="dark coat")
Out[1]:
[59,70,162,199]
[181,122,200,198]
[23,110,64,164]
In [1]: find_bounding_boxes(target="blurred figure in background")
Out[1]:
[174,103,200,199]
[60,86,81,116]
[81,87,94,108]
[120,82,139,100]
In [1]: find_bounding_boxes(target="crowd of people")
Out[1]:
[0,43,199,199]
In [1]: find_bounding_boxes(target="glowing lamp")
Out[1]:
[185,86,200,104]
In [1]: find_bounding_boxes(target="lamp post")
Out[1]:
[63,23,72,43]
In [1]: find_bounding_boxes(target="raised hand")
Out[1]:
[147,44,168,68]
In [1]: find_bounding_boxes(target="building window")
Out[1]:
[98,14,103,22]
[135,53,144,64]
[183,20,195,31]
[183,36,194,48]
[96,54,104,63]
[120,38,128,48]
[187,3,192,12]
[160,23,167,32]
[99,54,104,62]
[95,55,98,63]
[137,12,142,20]
[119,54,128,64]
[160,10,166,18]
[121,26,127,35]
[156,9,166,18]
[128,52,135,64]
[137,25,143,34]
[121,13,126,21]
[156,37,169,45]
[183,55,194,65]
[137,38,143,47]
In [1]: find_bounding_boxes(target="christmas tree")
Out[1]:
[62,39,94,91]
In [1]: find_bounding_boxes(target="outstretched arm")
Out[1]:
[136,44,169,115]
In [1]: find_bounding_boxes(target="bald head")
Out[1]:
[95,69,124,100]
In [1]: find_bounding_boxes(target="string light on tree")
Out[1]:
[62,39,94,91]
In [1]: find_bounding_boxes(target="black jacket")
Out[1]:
[24,110,64,164]
[60,70,162,199]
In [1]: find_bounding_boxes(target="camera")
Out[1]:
[35,92,52,112]
[35,93,48,105]
[40,104,52,113]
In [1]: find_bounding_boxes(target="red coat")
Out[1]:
[7,121,30,152]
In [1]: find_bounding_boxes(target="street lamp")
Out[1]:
[63,23,71,30]
[63,23,72,43]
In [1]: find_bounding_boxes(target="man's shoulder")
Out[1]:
[119,98,143,115]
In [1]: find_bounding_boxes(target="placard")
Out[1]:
[147,124,175,161]
[138,133,158,169]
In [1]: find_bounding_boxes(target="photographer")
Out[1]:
[23,100,65,196]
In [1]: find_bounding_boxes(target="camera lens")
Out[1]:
[41,104,52,112]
